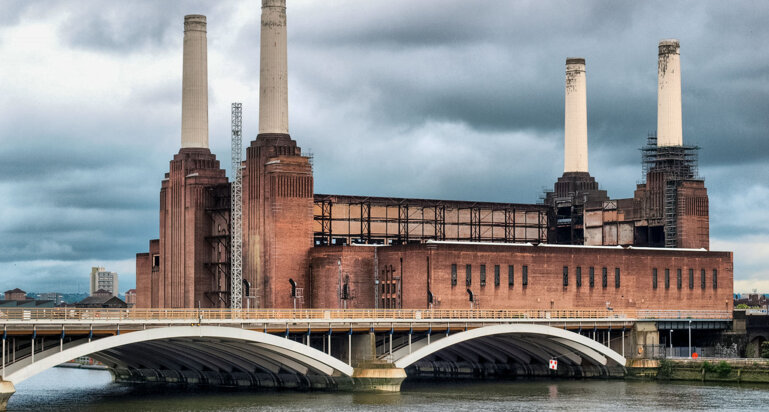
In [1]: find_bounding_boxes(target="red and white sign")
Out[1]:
[549,359,558,370]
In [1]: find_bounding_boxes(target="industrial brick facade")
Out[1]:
[135,9,731,314]
[308,243,732,313]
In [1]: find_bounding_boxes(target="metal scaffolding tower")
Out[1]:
[230,103,243,309]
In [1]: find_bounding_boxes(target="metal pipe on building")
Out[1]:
[181,15,209,148]
[657,39,683,147]
[259,0,289,135]
[564,58,588,173]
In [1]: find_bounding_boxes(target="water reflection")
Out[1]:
[8,368,769,411]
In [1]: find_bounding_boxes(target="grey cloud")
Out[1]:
[0,0,767,291]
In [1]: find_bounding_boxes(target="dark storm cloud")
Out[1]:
[0,0,766,292]
[58,0,229,53]
[279,0,769,178]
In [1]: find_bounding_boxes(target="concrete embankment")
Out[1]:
[627,359,769,383]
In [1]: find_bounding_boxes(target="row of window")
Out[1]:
[449,264,719,290]
[450,264,529,287]
[652,268,718,290]
[562,266,620,288]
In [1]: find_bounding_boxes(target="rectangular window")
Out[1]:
[451,264,457,286]
[480,265,487,287]
[589,267,595,288]
[688,269,694,289]
[522,265,528,286]
[576,267,582,287]
[563,266,569,287]
[653,268,658,289]
[713,269,718,289]
[665,269,670,289]
[494,265,500,287]
[466,264,472,286]
[508,265,514,286]
[701,269,706,289]
[602,267,608,288]
[677,269,682,289]
[615,268,621,288]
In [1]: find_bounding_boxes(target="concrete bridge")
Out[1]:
[0,308,730,409]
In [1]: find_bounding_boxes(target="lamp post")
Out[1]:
[688,320,692,359]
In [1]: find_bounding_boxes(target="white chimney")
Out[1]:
[259,0,289,135]
[181,15,209,149]
[564,58,588,173]
[657,39,683,147]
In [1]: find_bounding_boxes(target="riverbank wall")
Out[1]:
[627,358,769,383]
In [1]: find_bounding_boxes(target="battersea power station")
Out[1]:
[136,1,732,314]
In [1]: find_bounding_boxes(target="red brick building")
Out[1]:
[309,243,732,312]
[135,7,732,314]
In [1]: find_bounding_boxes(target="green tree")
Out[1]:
[761,341,769,359]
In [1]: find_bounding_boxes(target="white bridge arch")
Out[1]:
[392,324,627,372]
[4,326,353,385]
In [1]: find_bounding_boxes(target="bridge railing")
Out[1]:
[0,308,731,322]
[636,310,732,320]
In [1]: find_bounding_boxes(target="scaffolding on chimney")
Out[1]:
[640,132,701,247]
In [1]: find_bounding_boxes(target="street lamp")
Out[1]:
[688,320,692,359]
[466,289,474,309]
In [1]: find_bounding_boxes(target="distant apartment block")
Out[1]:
[90,267,119,297]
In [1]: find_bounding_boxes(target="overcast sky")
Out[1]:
[0,0,767,295]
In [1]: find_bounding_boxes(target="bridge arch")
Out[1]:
[5,326,353,387]
[392,324,626,376]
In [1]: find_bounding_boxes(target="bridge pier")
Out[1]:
[0,381,14,411]
[345,333,406,392]
[630,322,660,358]
[352,361,407,392]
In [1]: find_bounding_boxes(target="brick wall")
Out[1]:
[309,246,376,308]
[313,243,733,312]
[135,253,150,308]
[242,134,313,309]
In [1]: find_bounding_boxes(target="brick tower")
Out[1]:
[241,0,314,309]
[136,15,229,308]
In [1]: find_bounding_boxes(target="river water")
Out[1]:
[8,368,769,411]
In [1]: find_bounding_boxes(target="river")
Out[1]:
[7,368,769,411]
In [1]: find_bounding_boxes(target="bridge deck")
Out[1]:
[0,308,731,323]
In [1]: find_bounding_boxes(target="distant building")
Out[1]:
[0,299,54,308]
[38,292,65,305]
[90,267,119,297]
[3,288,28,301]
[76,289,127,308]
[125,289,136,308]
[734,294,768,309]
